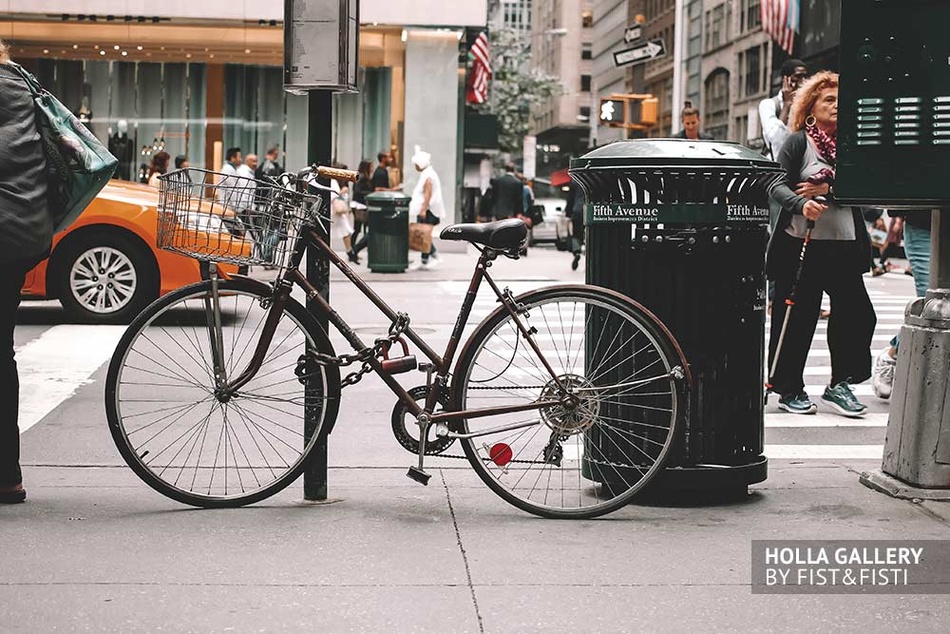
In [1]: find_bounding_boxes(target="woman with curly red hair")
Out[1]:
[766,71,875,418]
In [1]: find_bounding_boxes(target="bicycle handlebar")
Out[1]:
[294,164,359,183]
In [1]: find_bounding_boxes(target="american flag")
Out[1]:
[466,31,491,105]
[761,0,800,55]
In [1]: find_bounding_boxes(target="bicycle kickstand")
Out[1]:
[406,412,433,486]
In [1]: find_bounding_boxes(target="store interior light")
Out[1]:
[113,45,120,50]
[121,51,128,56]
[72,44,78,49]
[401,29,407,42]
[136,46,143,50]
[99,50,105,56]
[43,49,49,54]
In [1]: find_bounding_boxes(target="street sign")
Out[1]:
[623,25,642,43]
[613,39,667,68]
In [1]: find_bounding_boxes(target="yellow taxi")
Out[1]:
[21,180,249,324]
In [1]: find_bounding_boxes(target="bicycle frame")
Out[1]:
[215,217,566,439]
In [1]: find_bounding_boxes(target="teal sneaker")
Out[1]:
[778,392,818,414]
[821,382,868,418]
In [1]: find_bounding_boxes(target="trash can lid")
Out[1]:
[365,191,411,202]
[570,139,780,171]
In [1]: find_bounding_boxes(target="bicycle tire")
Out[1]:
[450,285,688,519]
[105,277,341,508]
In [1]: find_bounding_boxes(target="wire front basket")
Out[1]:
[156,167,323,269]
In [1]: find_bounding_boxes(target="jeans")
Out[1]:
[889,222,931,350]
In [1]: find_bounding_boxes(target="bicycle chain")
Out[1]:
[310,312,411,388]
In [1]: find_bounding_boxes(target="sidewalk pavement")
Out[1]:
[2,247,950,632]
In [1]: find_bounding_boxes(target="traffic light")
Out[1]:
[599,98,626,125]
[598,94,658,129]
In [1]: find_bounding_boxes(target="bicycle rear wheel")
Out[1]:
[105,277,340,507]
[451,285,687,519]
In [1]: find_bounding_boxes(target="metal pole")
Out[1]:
[303,90,333,501]
[670,0,686,135]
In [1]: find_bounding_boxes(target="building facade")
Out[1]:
[0,0,487,221]
[528,0,594,178]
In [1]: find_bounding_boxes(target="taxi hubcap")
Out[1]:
[70,247,138,314]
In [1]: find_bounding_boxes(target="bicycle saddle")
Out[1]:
[440,218,527,249]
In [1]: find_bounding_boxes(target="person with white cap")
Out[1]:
[408,145,445,269]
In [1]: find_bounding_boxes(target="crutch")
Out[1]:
[766,217,817,393]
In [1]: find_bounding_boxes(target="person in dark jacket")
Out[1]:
[487,164,524,220]
[766,71,875,418]
[0,40,55,504]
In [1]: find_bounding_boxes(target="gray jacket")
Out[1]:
[0,63,53,261]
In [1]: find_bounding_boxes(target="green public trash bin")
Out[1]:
[569,139,784,495]
[366,192,410,273]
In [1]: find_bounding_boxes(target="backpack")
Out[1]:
[760,95,782,160]
[9,62,118,233]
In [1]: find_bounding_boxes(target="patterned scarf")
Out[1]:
[806,123,836,185]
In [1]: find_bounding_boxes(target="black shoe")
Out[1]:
[571,252,580,270]
[347,250,361,264]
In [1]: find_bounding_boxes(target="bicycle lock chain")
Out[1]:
[307,312,411,388]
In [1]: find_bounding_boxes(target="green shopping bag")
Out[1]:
[9,62,118,233]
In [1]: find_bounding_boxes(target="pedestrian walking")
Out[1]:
[217,146,243,207]
[0,40,56,503]
[671,102,714,140]
[766,71,875,418]
[565,180,585,270]
[255,145,282,181]
[872,209,932,399]
[349,159,374,260]
[373,150,395,191]
[328,166,359,264]
[408,146,444,270]
[486,163,523,220]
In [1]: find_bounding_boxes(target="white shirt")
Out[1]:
[409,165,445,219]
[235,164,257,210]
[759,92,788,161]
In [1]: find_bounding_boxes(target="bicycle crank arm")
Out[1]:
[445,418,542,440]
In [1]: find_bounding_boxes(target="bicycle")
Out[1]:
[105,165,691,519]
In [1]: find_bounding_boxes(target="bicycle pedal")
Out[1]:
[406,466,431,486]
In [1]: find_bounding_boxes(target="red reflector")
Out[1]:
[489,443,513,466]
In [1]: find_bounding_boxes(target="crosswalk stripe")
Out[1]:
[765,445,884,459]
[766,412,888,427]
[17,325,126,434]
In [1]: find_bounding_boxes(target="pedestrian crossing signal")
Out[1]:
[599,99,626,125]
[599,94,658,129]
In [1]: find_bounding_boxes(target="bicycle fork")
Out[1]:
[202,262,229,391]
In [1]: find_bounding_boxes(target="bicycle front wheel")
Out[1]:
[451,285,687,519]
[105,277,341,507]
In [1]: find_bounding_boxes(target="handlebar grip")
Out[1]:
[316,165,359,182]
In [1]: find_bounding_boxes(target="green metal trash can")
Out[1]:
[366,192,410,273]
[570,139,784,494]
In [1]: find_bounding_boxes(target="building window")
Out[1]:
[580,75,591,92]
[741,0,762,33]
[579,106,591,120]
[704,69,730,140]
[582,9,593,28]
[704,3,731,52]
[738,44,765,97]
[581,43,592,60]
[735,114,749,145]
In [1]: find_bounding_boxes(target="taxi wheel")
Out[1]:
[53,232,159,324]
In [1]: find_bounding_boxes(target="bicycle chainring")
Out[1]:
[391,385,456,455]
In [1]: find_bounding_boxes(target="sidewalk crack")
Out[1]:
[441,469,485,634]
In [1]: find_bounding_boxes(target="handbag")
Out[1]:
[331,196,349,215]
[408,222,433,252]
[9,62,118,233]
